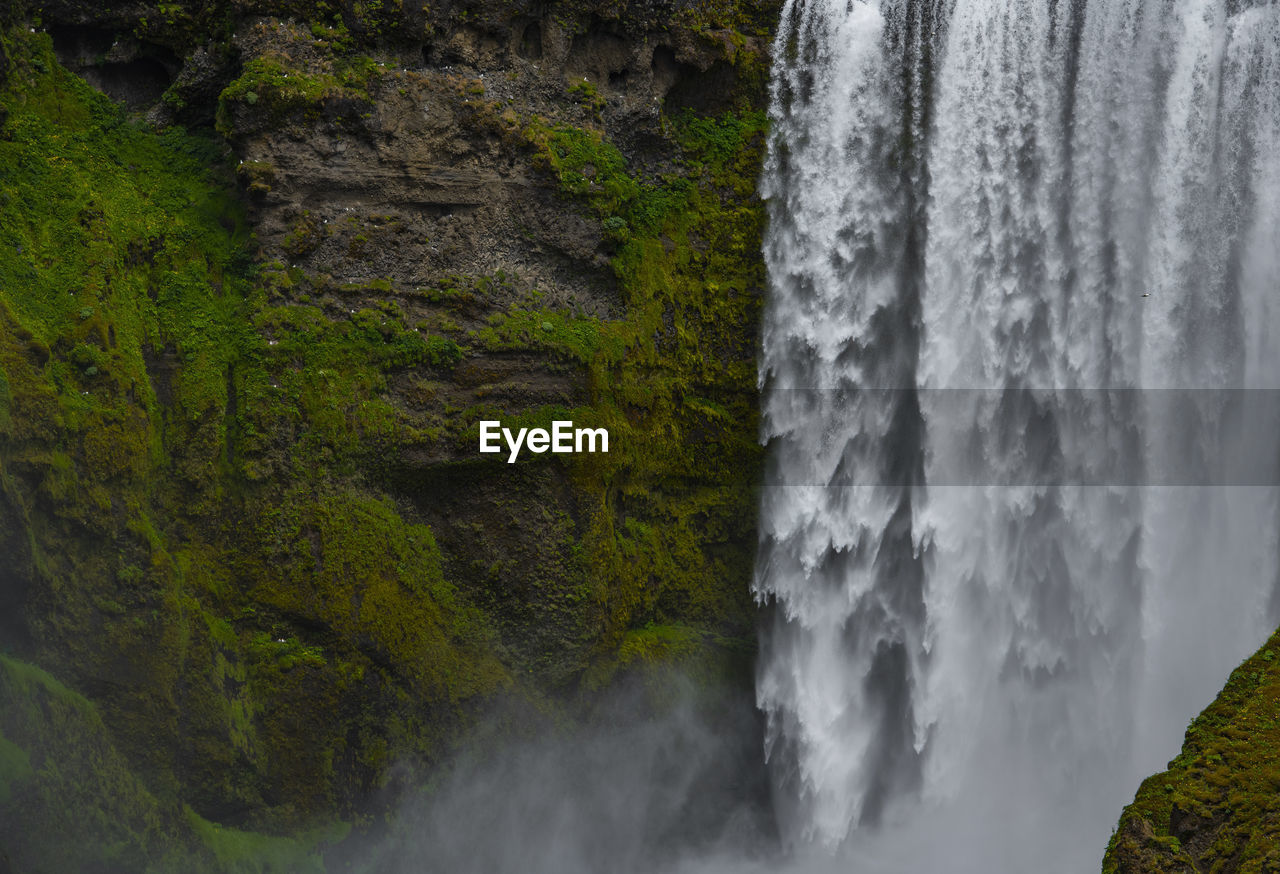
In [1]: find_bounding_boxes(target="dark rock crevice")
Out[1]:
[49,24,179,110]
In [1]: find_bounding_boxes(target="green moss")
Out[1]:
[567,79,606,118]
[184,807,348,874]
[473,306,627,364]
[526,120,690,239]
[241,298,464,470]
[0,733,33,803]
[0,653,351,872]
[0,363,12,434]
[244,489,509,698]
[1105,631,1280,873]
[580,622,703,688]
[216,51,381,137]
[0,25,512,842]
[0,654,170,871]
[0,29,254,500]
[503,104,769,659]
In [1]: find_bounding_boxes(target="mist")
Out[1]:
[330,674,778,874]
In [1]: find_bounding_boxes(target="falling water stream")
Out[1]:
[755,0,1280,870]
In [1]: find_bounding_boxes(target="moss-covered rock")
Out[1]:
[0,654,171,872]
[1104,629,1280,873]
[1,0,778,862]
[0,23,518,838]
[0,653,350,872]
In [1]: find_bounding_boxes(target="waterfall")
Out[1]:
[755,0,1280,870]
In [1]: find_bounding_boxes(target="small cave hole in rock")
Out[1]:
[518,22,543,61]
[87,59,173,110]
[663,59,738,116]
[49,24,114,66]
[650,45,680,101]
[608,68,629,89]
[651,45,678,78]
[568,30,630,78]
[49,25,177,111]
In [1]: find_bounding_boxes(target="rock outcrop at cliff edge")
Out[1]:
[0,0,777,866]
[1104,628,1280,873]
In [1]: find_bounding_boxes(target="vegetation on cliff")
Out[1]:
[0,27,508,867]
[1104,629,1280,873]
[0,0,779,866]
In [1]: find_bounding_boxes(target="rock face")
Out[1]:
[1104,630,1280,873]
[0,0,777,866]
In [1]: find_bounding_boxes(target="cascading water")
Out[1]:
[755,0,1280,870]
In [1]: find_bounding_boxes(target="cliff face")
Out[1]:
[0,0,777,866]
[1104,630,1280,873]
